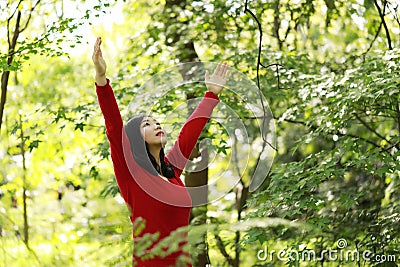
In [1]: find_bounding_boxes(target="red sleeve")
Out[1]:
[96,79,123,137]
[96,79,131,199]
[165,91,220,178]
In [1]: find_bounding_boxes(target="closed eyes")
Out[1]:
[142,122,161,127]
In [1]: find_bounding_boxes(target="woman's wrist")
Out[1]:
[95,74,107,86]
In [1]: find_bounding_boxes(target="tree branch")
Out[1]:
[1,8,22,130]
[234,230,241,267]
[214,232,235,265]
[362,20,383,58]
[232,133,244,185]
[244,1,281,151]
[283,9,295,41]
[8,0,23,20]
[9,11,22,55]
[3,35,47,58]
[279,117,382,149]
[20,0,41,33]
[354,113,392,145]
[374,0,392,50]
[387,3,400,28]
[272,0,283,49]
[395,96,400,147]
[7,0,23,47]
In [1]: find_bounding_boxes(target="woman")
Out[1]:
[92,37,229,266]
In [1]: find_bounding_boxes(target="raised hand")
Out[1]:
[92,37,107,86]
[205,62,230,95]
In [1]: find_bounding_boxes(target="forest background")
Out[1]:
[0,0,399,266]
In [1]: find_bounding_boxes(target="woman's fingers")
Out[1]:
[225,69,230,79]
[92,40,98,61]
[210,62,230,81]
[215,62,229,78]
[205,70,210,81]
[217,62,222,75]
[93,37,102,59]
[97,37,102,54]
[221,62,227,77]
[205,62,230,95]
[95,37,101,49]
[92,37,107,81]
[217,62,224,76]
[222,63,229,79]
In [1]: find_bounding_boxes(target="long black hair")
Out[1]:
[145,144,175,178]
[124,114,175,179]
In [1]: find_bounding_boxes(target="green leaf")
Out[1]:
[74,123,85,131]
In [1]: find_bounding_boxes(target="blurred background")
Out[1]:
[0,0,399,266]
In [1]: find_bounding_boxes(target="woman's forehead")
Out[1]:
[141,117,159,123]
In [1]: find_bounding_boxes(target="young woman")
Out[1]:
[92,37,229,266]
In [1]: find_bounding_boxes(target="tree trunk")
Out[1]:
[19,114,29,246]
[0,10,21,130]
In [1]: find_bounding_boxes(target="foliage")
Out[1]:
[1,0,400,266]
[245,48,400,265]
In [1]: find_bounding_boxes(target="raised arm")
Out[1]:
[93,37,134,195]
[93,37,123,138]
[166,62,230,177]
[92,37,107,86]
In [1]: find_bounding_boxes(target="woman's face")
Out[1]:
[140,117,167,146]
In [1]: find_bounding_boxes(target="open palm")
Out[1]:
[205,62,230,95]
[92,37,106,77]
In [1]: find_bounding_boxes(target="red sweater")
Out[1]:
[96,79,219,266]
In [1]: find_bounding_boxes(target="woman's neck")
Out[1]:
[147,144,162,166]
